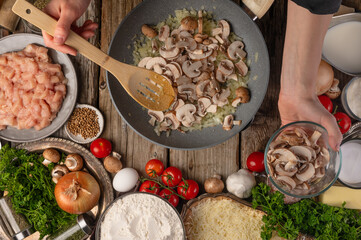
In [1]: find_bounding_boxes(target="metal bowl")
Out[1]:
[95,192,185,240]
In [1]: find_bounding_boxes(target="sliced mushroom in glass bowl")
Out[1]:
[264,121,342,198]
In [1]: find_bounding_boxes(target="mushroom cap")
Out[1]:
[176,104,196,126]
[164,111,181,129]
[235,87,250,103]
[104,156,123,173]
[289,146,313,162]
[180,16,198,31]
[138,57,152,68]
[182,60,202,78]
[227,41,246,61]
[235,60,248,77]
[65,154,84,171]
[222,115,234,131]
[197,97,212,116]
[51,165,70,178]
[141,24,157,38]
[158,25,170,42]
[218,20,230,40]
[218,60,234,76]
[43,149,61,163]
[296,163,315,182]
[148,110,165,122]
[275,164,297,177]
[276,175,297,190]
[145,57,167,70]
[204,177,225,193]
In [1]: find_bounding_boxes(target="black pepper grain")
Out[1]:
[67,107,100,139]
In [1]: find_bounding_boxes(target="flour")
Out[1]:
[100,193,184,240]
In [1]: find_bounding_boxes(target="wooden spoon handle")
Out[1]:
[12,0,119,73]
[242,0,274,19]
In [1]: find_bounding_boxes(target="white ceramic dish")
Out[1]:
[65,104,104,144]
[341,77,361,121]
[0,33,78,142]
[322,13,361,76]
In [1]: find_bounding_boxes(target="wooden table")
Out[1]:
[0,0,357,196]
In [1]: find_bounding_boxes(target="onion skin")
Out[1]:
[54,171,100,214]
[316,60,334,95]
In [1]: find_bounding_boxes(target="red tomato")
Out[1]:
[159,189,179,207]
[139,181,160,195]
[334,112,351,134]
[177,179,199,200]
[318,95,333,113]
[246,152,265,172]
[90,138,112,158]
[161,167,182,187]
[145,159,164,177]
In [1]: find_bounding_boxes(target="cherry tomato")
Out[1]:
[334,112,351,134]
[139,181,160,195]
[145,159,164,177]
[177,179,199,200]
[318,95,333,113]
[161,167,182,187]
[246,152,265,172]
[90,138,112,158]
[159,189,179,208]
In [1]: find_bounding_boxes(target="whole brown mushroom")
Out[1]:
[181,16,198,31]
[42,149,61,167]
[235,87,250,103]
[204,175,225,193]
[65,154,84,171]
[104,155,123,173]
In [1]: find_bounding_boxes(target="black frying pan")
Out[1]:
[107,0,270,150]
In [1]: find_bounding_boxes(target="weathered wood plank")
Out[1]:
[240,1,287,167]
[170,136,239,190]
[99,0,168,175]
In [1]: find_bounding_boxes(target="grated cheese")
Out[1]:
[184,198,266,240]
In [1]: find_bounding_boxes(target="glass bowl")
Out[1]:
[95,192,186,240]
[264,121,342,198]
[337,138,361,189]
[341,77,361,122]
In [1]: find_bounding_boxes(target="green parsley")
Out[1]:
[252,183,361,240]
[0,145,76,238]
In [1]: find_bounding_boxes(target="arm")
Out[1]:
[278,0,342,150]
[42,0,98,56]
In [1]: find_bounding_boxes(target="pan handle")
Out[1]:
[241,0,274,20]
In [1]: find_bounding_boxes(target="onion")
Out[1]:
[316,60,334,95]
[54,171,100,214]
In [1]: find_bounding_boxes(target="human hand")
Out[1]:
[278,93,342,151]
[42,0,98,56]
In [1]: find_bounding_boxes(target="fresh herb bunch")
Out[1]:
[252,183,361,240]
[0,145,76,238]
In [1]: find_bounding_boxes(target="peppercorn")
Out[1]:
[66,107,100,139]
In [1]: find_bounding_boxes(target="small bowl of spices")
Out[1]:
[65,104,104,144]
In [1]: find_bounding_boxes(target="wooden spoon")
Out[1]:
[12,0,175,111]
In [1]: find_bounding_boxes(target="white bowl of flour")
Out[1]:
[96,192,185,240]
